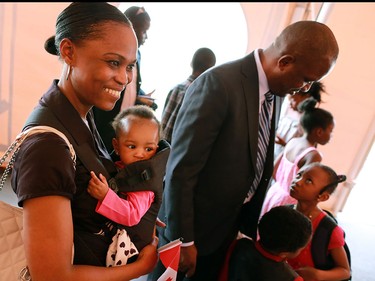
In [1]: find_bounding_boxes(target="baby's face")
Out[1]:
[116,117,159,165]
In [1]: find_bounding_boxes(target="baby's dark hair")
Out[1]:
[298,97,334,134]
[45,3,131,56]
[111,105,160,138]
[259,206,312,254]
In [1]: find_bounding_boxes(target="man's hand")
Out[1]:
[153,217,166,237]
[179,244,197,278]
[156,217,166,229]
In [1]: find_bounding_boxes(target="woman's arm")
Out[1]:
[23,195,158,281]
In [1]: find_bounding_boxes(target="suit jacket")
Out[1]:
[158,52,282,255]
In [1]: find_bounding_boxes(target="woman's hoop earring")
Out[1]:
[66,65,71,81]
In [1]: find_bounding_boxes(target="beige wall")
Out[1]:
[317,3,375,212]
[1,3,374,213]
[0,3,66,147]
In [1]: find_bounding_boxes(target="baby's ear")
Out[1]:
[112,138,119,155]
[317,192,330,202]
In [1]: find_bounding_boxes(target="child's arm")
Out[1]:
[296,246,350,280]
[98,190,154,226]
[295,226,351,281]
[88,172,154,226]
[272,152,283,180]
[324,246,351,279]
[275,133,287,146]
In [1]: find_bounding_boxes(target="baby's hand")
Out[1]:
[87,171,109,201]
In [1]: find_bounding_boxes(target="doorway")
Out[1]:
[340,141,375,222]
[118,2,248,120]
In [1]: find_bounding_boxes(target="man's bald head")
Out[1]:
[275,20,339,64]
[263,20,339,97]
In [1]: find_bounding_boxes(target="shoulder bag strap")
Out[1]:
[24,106,110,179]
[0,126,76,191]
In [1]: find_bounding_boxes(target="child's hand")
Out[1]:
[295,266,318,281]
[275,134,286,146]
[87,171,109,201]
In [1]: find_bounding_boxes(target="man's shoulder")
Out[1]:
[204,52,256,79]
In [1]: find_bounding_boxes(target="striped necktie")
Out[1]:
[245,91,274,201]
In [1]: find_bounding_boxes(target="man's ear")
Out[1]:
[60,38,74,65]
[278,55,295,69]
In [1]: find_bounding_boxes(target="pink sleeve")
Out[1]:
[95,188,154,226]
[328,225,345,250]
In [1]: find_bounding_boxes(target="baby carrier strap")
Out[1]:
[114,139,170,192]
[24,106,111,179]
[115,139,171,251]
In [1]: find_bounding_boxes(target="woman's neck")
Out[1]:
[58,78,90,119]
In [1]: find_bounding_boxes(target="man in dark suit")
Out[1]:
[149,20,339,281]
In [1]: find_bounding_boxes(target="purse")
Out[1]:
[0,126,76,281]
